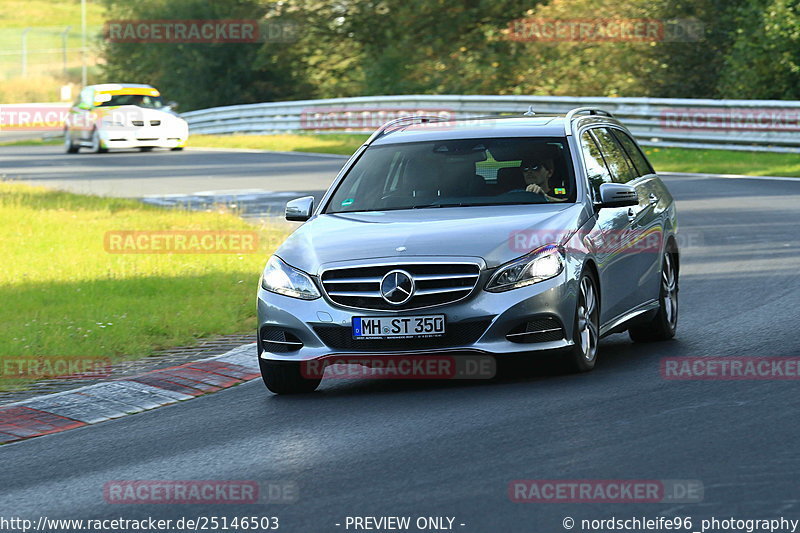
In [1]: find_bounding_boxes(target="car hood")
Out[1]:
[276,203,588,274]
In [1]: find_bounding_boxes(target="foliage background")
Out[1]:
[98,0,798,110]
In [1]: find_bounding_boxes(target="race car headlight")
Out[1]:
[260,255,320,300]
[485,245,565,292]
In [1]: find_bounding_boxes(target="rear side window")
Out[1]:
[579,131,612,195]
[591,128,637,184]
[611,129,654,177]
[79,87,94,108]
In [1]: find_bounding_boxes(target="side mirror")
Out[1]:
[286,196,315,222]
[166,101,178,110]
[597,183,638,208]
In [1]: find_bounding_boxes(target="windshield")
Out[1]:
[96,93,165,109]
[325,137,576,214]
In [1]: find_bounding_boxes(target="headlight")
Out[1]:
[485,245,564,292]
[260,255,320,300]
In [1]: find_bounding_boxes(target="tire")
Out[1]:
[64,129,79,153]
[629,252,678,342]
[259,357,321,394]
[170,147,184,151]
[139,147,153,152]
[89,128,108,153]
[563,270,600,373]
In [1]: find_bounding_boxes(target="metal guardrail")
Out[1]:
[182,95,800,153]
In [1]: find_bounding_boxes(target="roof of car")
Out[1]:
[369,115,620,145]
[87,83,155,91]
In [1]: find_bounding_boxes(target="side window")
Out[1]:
[591,128,637,184]
[79,88,94,109]
[611,129,654,177]
[579,131,612,196]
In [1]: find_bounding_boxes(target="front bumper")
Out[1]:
[257,268,579,362]
[99,127,187,149]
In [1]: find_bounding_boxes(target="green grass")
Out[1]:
[0,181,290,390]
[645,147,800,177]
[0,137,61,147]
[190,133,368,156]
[0,0,105,29]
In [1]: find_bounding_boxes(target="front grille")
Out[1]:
[150,120,161,126]
[259,326,304,353]
[321,263,481,311]
[313,319,491,351]
[132,120,144,127]
[506,316,565,344]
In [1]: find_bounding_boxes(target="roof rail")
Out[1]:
[365,115,449,144]
[563,107,614,135]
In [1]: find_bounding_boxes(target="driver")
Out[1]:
[522,158,567,202]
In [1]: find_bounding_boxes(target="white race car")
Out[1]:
[64,83,188,153]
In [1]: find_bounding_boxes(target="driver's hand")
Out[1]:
[525,184,544,194]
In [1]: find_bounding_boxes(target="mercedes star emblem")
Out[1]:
[380,270,415,305]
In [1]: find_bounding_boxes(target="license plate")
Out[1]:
[352,315,446,339]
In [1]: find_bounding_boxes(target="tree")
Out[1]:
[271,0,542,96]
[101,0,313,110]
[717,0,800,99]
[646,0,751,99]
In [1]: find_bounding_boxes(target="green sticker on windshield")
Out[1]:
[342,198,355,207]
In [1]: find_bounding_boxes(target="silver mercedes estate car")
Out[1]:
[257,108,679,394]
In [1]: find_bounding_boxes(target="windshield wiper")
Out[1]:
[412,203,462,209]
[412,202,528,209]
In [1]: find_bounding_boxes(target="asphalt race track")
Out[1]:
[0,145,343,213]
[2,145,800,531]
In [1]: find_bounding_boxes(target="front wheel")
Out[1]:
[259,358,321,394]
[563,271,600,372]
[89,128,108,153]
[629,252,678,342]
[64,129,79,153]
